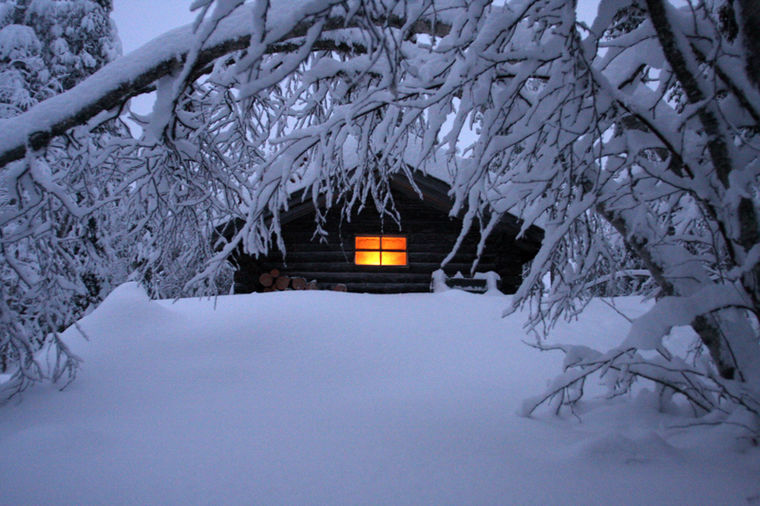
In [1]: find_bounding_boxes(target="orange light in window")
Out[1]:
[355,236,380,250]
[355,235,407,266]
[381,251,407,266]
[355,250,381,265]
[382,236,406,250]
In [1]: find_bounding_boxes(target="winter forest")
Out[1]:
[0,0,759,500]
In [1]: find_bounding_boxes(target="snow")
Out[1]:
[0,24,41,60]
[1,283,758,504]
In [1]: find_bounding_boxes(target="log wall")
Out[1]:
[231,188,540,294]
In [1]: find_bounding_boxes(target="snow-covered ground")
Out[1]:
[1,284,758,504]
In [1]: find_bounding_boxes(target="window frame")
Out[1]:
[354,234,409,267]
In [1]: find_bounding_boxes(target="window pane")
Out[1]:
[381,251,407,266]
[355,236,380,250]
[355,250,381,265]
[381,236,406,251]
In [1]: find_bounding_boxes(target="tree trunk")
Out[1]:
[598,203,739,379]
[736,0,760,89]
[637,0,760,379]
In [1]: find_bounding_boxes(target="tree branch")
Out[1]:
[0,3,451,167]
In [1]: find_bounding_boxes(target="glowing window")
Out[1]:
[355,235,407,266]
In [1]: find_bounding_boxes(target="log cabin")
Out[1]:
[226,171,543,294]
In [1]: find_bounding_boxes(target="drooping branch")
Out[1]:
[0,2,451,167]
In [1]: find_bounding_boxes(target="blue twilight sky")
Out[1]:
[112,1,196,54]
[112,1,600,54]
[111,1,196,119]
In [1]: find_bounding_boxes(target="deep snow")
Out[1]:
[1,284,758,504]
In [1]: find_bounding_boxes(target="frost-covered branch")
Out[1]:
[0,1,451,166]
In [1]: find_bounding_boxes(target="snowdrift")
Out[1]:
[1,284,758,504]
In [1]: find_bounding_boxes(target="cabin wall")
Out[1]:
[232,189,538,294]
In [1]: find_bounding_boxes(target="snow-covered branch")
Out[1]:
[0,1,451,166]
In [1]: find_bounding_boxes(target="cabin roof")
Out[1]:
[279,170,544,246]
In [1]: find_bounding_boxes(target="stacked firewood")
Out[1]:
[258,269,317,291]
[258,269,346,292]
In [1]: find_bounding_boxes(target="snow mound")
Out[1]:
[87,282,174,326]
[68,282,185,355]
[0,292,757,504]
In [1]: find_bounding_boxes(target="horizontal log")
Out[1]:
[237,277,519,294]
[252,262,526,277]
[283,230,477,242]
[232,240,537,262]
[272,243,495,255]
[259,262,500,275]
[278,250,499,262]
[341,282,431,293]
[283,271,432,282]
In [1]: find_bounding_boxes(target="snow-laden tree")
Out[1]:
[0,0,119,117]
[0,0,123,387]
[0,0,758,434]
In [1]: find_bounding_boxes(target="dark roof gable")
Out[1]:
[278,171,543,246]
